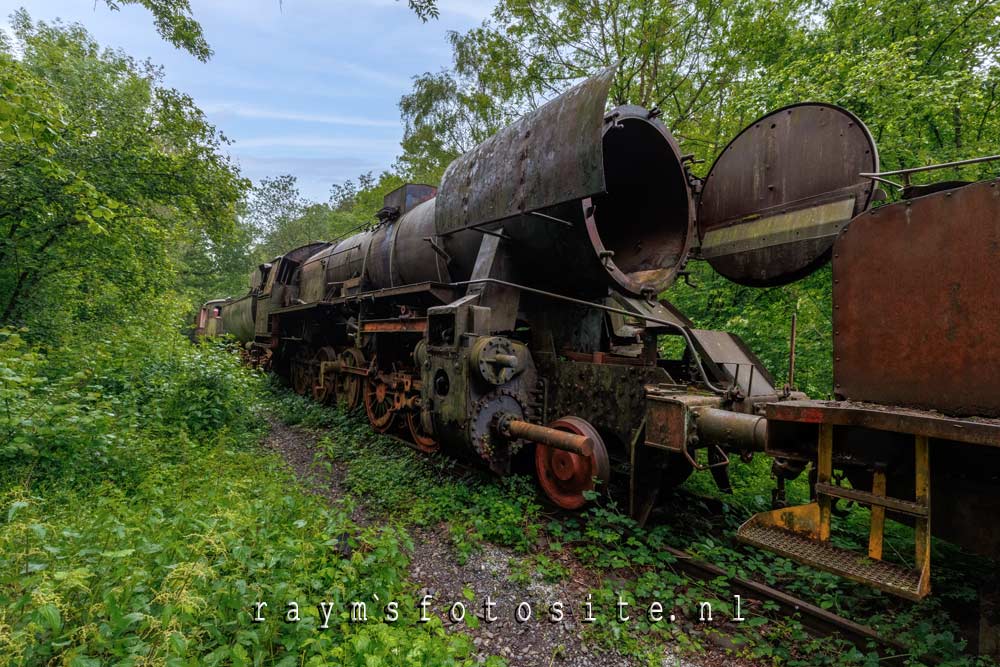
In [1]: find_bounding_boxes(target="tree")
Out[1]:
[239,175,365,266]
[747,0,1000,174]
[104,0,212,61]
[0,13,248,338]
[396,69,512,182]
[398,0,1000,180]
[396,0,815,179]
[256,203,361,261]
[245,175,307,243]
[403,0,440,22]
[329,171,411,221]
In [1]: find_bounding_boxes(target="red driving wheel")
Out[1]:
[364,374,396,433]
[534,416,610,510]
[407,411,439,454]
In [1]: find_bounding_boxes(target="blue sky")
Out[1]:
[0,0,494,201]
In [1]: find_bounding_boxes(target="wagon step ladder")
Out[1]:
[737,424,931,600]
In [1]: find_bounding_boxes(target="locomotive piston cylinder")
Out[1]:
[693,407,768,452]
[497,416,594,457]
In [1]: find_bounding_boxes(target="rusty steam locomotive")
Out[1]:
[196,67,1000,602]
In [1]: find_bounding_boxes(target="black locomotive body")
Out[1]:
[198,67,1000,603]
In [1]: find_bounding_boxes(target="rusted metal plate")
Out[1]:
[644,392,720,452]
[360,319,428,333]
[698,104,878,286]
[833,179,1000,417]
[766,400,1000,447]
[435,67,615,233]
[689,329,775,396]
[382,183,436,215]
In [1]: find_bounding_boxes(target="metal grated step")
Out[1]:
[739,523,925,600]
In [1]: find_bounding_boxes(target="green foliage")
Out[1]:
[247,175,363,264]
[104,0,213,61]
[398,0,1000,182]
[0,13,248,340]
[396,69,509,182]
[0,301,262,490]
[403,0,440,22]
[667,262,834,395]
[0,319,487,666]
[0,328,121,486]
[275,391,543,562]
[330,170,413,221]
[282,392,996,665]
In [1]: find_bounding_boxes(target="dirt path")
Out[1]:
[264,419,749,667]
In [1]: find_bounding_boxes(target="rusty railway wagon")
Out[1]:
[199,67,1000,604]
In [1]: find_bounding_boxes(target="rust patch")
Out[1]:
[833,179,1000,417]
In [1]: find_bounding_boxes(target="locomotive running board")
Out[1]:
[738,505,928,601]
[739,421,931,601]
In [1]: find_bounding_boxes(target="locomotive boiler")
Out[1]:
[196,66,1000,606]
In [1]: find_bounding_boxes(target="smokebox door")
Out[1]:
[697,103,878,286]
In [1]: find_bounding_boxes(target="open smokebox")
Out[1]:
[434,66,696,299]
[585,104,695,296]
[435,67,879,298]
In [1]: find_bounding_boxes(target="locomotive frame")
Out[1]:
[195,67,1000,607]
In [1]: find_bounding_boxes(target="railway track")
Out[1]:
[662,545,928,664]
[382,433,930,664]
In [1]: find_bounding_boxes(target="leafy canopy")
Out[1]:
[397,0,1000,182]
[0,13,247,340]
[104,0,213,61]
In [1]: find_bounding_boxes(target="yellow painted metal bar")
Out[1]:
[817,424,833,541]
[914,435,931,572]
[700,197,856,257]
[868,469,887,560]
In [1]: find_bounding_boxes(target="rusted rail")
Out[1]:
[662,545,934,664]
[382,431,931,663]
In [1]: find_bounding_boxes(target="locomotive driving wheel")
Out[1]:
[336,348,364,410]
[291,358,314,396]
[407,411,438,453]
[534,416,610,510]
[311,347,338,404]
[364,374,396,433]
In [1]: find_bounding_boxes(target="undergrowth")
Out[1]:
[272,389,999,667]
[0,324,491,666]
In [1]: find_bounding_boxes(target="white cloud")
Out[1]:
[302,56,414,90]
[202,101,400,128]
[232,135,400,151]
